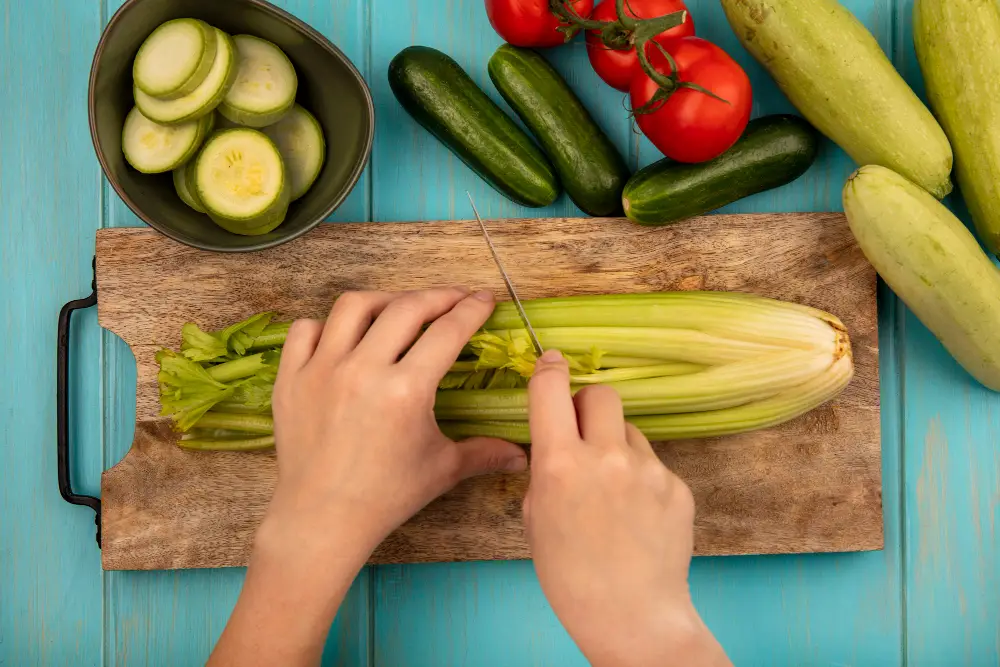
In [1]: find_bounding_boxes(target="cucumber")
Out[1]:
[388,46,560,208]
[843,165,1000,391]
[262,104,325,201]
[914,0,1000,256]
[135,29,237,125]
[487,45,629,216]
[219,35,298,128]
[173,161,206,213]
[622,115,819,225]
[194,128,290,235]
[133,19,217,100]
[720,0,954,199]
[122,106,208,174]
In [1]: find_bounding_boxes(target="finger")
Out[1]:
[528,350,580,454]
[449,437,528,483]
[625,422,655,455]
[277,319,324,377]
[354,287,472,363]
[401,290,496,381]
[574,384,627,445]
[315,291,399,364]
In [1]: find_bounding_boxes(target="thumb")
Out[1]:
[451,437,528,482]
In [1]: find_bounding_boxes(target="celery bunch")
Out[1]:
[157,293,853,450]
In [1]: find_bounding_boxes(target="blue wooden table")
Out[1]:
[2,0,998,664]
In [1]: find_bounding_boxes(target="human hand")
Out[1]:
[258,287,527,566]
[524,351,730,667]
[212,287,528,667]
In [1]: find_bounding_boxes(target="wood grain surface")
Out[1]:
[96,213,881,570]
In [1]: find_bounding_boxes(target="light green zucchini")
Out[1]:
[914,0,1000,255]
[219,35,297,128]
[134,29,237,125]
[194,128,290,235]
[721,0,953,199]
[843,165,1000,390]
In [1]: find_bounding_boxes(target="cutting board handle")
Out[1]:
[57,257,101,547]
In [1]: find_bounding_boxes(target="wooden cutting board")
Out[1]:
[96,213,882,571]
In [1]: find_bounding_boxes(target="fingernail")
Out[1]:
[538,349,563,364]
[504,454,528,472]
[473,290,494,302]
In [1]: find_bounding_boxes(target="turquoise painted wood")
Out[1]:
[0,0,993,665]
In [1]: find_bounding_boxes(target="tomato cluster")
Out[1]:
[484,0,752,163]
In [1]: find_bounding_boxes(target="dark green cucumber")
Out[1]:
[388,46,559,208]
[488,45,630,216]
[622,115,820,226]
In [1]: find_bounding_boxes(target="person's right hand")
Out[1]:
[523,350,731,667]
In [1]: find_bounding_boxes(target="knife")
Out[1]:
[466,192,545,358]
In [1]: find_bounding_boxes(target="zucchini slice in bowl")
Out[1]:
[220,35,298,128]
[194,128,290,234]
[133,18,218,99]
[122,107,208,174]
[173,160,206,213]
[262,104,325,201]
[135,28,237,125]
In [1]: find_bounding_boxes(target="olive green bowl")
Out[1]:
[89,0,374,252]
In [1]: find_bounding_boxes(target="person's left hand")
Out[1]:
[211,287,527,667]
[258,287,528,566]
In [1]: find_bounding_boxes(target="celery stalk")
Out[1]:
[570,363,705,384]
[439,356,854,444]
[158,291,853,450]
[494,327,803,365]
[178,435,276,451]
[193,412,274,434]
[206,353,276,383]
[485,293,842,350]
[435,350,836,420]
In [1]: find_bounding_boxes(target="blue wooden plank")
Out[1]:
[889,1,1000,663]
[0,2,105,665]
[368,0,903,665]
[98,1,371,665]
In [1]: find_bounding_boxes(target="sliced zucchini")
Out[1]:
[135,29,237,125]
[172,114,213,212]
[133,19,218,99]
[122,107,206,174]
[194,128,290,234]
[219,35,298,128]
[173,161,206,212]
[262,104,325,201]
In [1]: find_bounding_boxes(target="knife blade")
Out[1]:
[466,192,544,358]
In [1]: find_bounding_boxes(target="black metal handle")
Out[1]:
[57,257,101,546]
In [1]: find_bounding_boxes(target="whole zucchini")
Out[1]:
[843,165,1000,391]
[622,115,819,225]
[488,45,630,216]
[720,0,953,199]
[914,0,1000,256]
[388,46,560,208]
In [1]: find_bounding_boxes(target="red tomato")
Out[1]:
[629,36,752,163]
[586,0,694,91]
[486,0,595,48]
